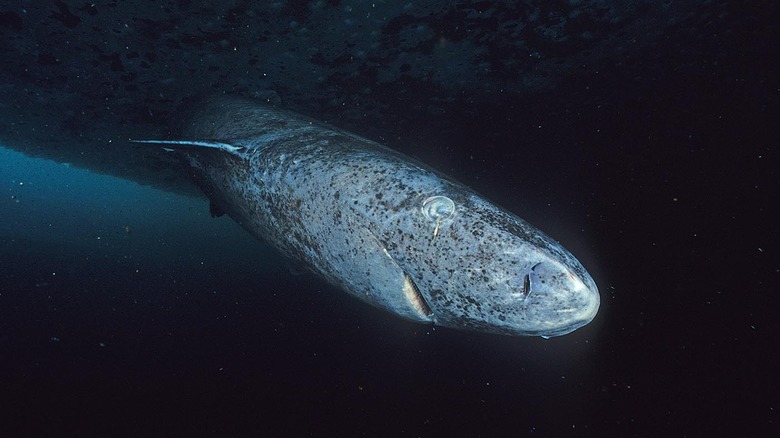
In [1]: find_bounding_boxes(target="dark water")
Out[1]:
[1,2,778,437]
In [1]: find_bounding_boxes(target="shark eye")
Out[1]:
[421,196,455,222]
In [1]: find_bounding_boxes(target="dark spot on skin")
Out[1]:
[375,193,383,199]
[334,191,340,200]
[295,199,301,208]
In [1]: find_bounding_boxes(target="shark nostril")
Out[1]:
[518,262,546,299]
[521,273,531,298]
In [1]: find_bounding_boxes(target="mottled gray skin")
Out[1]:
[143,96,599,337]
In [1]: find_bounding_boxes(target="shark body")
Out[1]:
[135,96,599,337]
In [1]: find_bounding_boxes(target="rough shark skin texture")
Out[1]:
[141,96,599,337]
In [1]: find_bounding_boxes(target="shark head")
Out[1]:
[371,187,600,338]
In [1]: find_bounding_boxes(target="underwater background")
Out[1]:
[1,1,777,436]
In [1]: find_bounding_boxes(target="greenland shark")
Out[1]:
[134,96,599,337]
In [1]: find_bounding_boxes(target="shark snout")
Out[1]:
[525,261,600,337]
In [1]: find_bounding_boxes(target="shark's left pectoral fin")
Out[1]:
[130,139,245,155]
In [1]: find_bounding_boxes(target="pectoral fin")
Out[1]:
[131,139,245,155]
[338,227,434,322]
